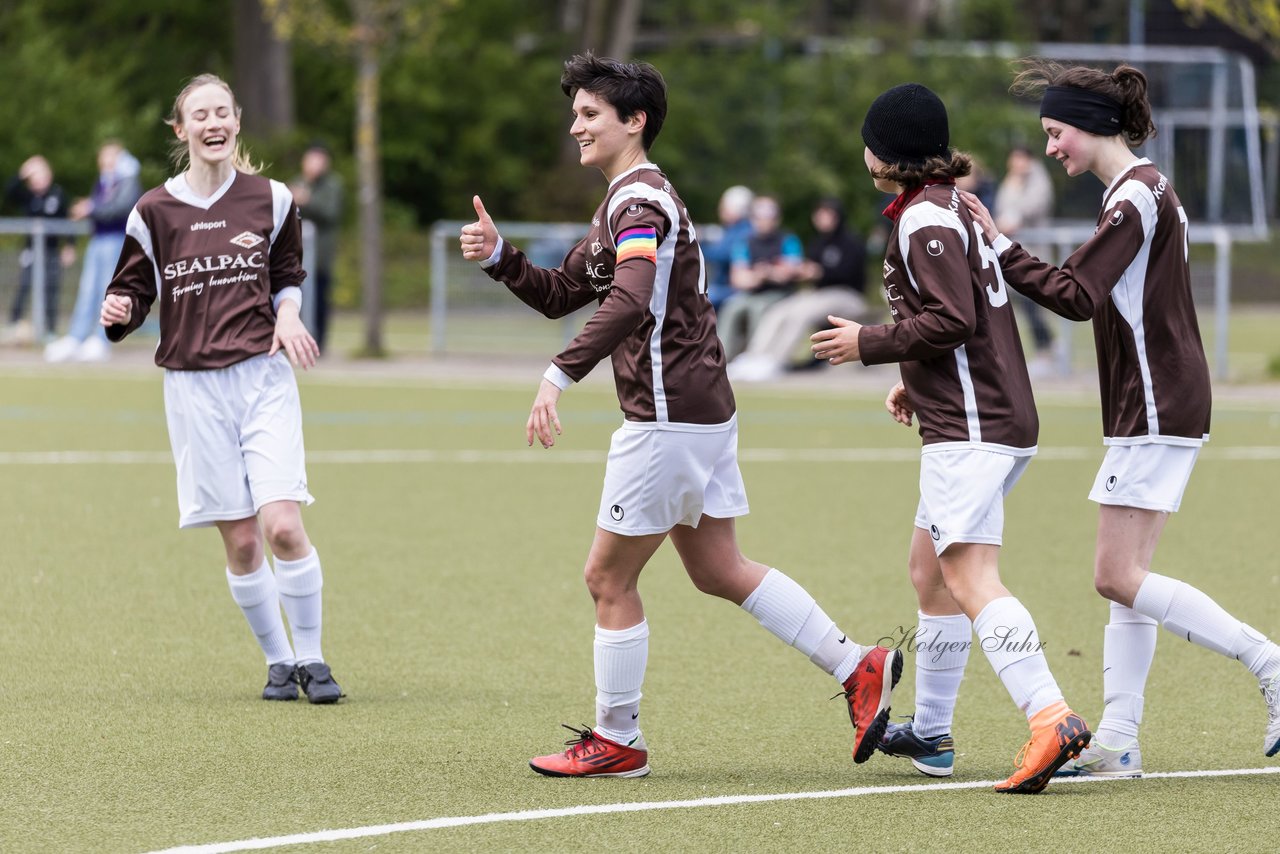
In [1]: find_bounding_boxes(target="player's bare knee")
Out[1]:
[222,530,262,570]
[583,562,625,603]
[908,556,940,598]
[1093,558,1139,603]
[263,517,307,556]
[686,568,728,598]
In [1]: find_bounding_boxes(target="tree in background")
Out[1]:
[1175,0,1280,57]
[263,0,456,357]
[234,0,296,136]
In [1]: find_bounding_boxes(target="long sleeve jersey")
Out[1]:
[858,183,1038,452]
[993,159,1211,446]
[484,163,735,426]
[105,171,306,370]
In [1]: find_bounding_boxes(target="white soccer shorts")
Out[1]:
[1089,443,1200,513]
[914,447,1032,556]
[597,417,750,536]
[163,352,314,529]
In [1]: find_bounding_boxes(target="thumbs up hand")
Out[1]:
[460,194,501,262]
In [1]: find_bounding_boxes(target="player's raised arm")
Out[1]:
[459,195,500,263]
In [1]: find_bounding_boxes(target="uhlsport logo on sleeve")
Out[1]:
[230,231,265,249]
[926,239,945,256]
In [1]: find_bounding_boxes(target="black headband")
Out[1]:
[1040,85,1123,136]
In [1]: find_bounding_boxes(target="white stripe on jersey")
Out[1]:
[897,198,968,295]
[953,343,982,443]
[1104,178,1161,435]
[898,196,981,442]
[607,182,682,424]
[687,219,708,295]
[124,207,164,352]
[269,179,294,247]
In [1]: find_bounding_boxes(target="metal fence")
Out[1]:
[427,220,723,358]
[1017,223,1239,380]
[0,217,92,343]
[429,219,1245,380]
[0,217,318,347]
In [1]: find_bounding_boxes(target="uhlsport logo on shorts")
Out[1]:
[610,504,625,521]
[1106,474,1118,491]
[930,524,940,541]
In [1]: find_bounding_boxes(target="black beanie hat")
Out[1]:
[861,83,950,168]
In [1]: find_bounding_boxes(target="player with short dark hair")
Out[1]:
[812,82,1090,793]
[964,60,1280,773]
[101,73,342,704]
[460,52,900,778]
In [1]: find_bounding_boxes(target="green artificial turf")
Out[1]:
[0,366,1276,852]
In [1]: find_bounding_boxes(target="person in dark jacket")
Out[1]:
[4,155,74,340]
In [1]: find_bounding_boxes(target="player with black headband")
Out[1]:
[812,83,1090,793]
[963,61,1280,774]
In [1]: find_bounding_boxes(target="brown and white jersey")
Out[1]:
[484,163,735,426]
[993,159,1211,446]
[105,171,305,370]
[858,184,1038,452]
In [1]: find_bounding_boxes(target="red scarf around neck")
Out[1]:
[882,179,956,222]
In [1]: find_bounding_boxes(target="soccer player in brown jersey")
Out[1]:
[963,61,1280,773]
[811,83,1090,793]
[460,53,901,778]
[100,74,343,704]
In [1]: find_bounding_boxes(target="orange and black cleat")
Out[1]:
[529,724,651,778]
[995,702,1092,794]
[839,646,904,764]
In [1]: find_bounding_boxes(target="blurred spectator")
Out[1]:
[290,142,343,353]
[45,142,142,362]
[702,185,753,311]
[994,144,1056,370]
[3,155,75,343]
[956,157,996,211]
[717,194,805,361]
[728,197,869,381]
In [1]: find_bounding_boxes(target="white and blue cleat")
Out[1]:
[1054,738,1142,778]
[1263,675,1280,758]
[877,719,955,777]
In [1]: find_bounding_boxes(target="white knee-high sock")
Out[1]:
[742,568,865,684]
[226,559,294,665]
[1133,573,1280,681]
[1095,601,1157,746]
[974,597,1063,721]
[594,621,649,745]
[912,612,972,739]
[274,549,324,665]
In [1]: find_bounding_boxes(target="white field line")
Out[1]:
[0,446,1278,466]
[145,766,1280,854]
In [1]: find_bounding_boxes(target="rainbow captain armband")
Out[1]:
[616,226,658,264]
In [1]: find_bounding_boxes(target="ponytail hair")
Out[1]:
[165,73,262,175]
[1012,59,1156,146]
[871,150,973,190]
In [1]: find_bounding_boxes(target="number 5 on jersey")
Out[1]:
[974,223,1009,308]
